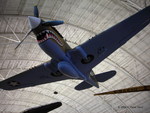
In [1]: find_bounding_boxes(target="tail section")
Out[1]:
[75,70,116,90]
[84,76,99,88]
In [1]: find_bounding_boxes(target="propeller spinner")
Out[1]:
[28,16,41,29]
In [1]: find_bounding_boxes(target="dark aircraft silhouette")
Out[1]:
[0,6,149,90]
[22,102,62,113]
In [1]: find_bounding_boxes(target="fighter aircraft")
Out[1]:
[0,6,149,90]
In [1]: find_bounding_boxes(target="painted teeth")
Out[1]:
[46,30,50,33]
[37,30,51,36]
[36,30,63,46]
[46,33,49,38]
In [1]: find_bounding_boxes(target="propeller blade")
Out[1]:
[34,6,39,17]
[94,85,150,96]
[42,20,64,26]
[23,102,62,113]
[15,30,32,49]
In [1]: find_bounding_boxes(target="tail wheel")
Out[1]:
[81,55,94,64]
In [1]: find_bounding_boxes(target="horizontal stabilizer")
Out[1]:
[75,70,116,90]
[95,70,116,82]
[75,80,93,90]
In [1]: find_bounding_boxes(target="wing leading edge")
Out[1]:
[0,62,69,90]
[68,6,150,74]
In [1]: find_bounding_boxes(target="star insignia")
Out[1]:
[8,81,20,87]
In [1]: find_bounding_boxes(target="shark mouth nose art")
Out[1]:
[37,30,63,46]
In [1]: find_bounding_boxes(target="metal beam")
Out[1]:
[120,0,142,11]
[0,74,5,80]
[0,36,20,43]
[0,14,96,34]
[0,33,36,44]
[3,17,21,42]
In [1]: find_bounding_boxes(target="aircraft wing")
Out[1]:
[68,6,150,74]
[0,62,69,90]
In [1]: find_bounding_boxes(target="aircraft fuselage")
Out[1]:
[32,24,81,78]
[29,17,99,88]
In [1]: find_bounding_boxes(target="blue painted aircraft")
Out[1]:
[0,6,150,90]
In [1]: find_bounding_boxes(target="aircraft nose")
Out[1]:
[28,16,41,29]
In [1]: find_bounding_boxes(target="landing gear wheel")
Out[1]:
[81,55,94,64]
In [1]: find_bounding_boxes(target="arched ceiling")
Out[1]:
[0,0,150,113]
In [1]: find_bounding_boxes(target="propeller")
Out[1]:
[34,5,39,17]
[42,20,64,26]
[15,6,64,49]
[15,30,32,49]
[15,6,39,49]
[22,102,62,113]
